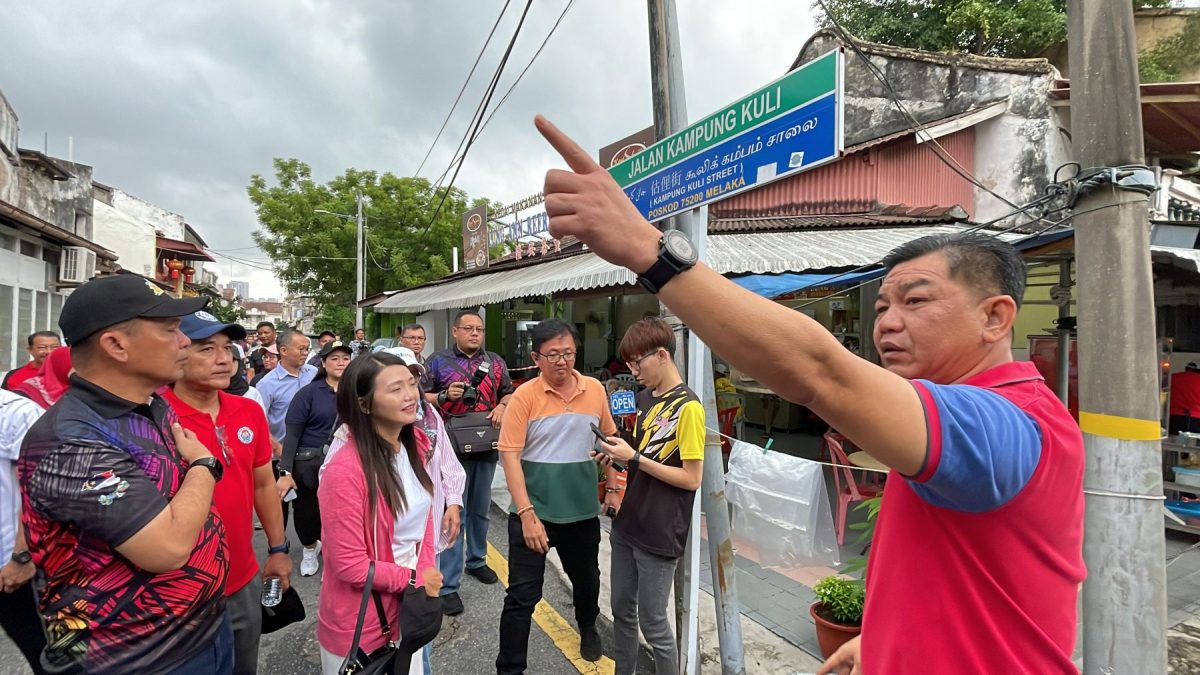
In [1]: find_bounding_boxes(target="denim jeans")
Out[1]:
[168,610,234,675]
[610,529,680,675]
[438,459,496,595]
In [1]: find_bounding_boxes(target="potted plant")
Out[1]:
[809,575,865,658]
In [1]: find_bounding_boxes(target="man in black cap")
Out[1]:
[163,311,293,675]
[17,275,233,674]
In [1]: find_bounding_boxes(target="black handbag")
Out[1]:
[445,411,500,455]
[338,562,399,675]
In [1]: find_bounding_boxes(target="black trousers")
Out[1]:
[0,581,47,675]
[496,515,600,675]
[292,455,323,547]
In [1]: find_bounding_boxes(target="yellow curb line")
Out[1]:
[486,542,615,675]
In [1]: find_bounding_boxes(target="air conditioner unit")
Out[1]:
[59,246,96,285]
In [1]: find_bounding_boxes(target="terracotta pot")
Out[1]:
[809,602,862,659]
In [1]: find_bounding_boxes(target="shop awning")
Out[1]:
[375,252,636,314]
[731,269,886,299]
[378,225,1024,314]
[707,225,1020,275]
[156,236,214,262]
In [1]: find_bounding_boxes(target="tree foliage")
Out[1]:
[206,297,247,325]
[247,160,491,330]
[815,1,1182,60]
[1138,10,1200,83]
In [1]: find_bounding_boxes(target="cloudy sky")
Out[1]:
[2,0,817,298]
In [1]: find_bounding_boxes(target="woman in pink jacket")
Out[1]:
[317,350,441,674]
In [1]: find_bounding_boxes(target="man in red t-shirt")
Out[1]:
[2,331,61,391]
[165,311,292,675]
[1170,363,1200,435]
[534,118,1085,674]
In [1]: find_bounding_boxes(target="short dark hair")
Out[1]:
[28,331,60,346]
[256,322,276,331]
[881,233,1027,309]
[400,323,425,335]
[531,319,578,353]
[319,330,336,339]
[453,310,482,327]
[619,318,676,362]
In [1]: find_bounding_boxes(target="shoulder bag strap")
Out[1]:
[343,562,376,664]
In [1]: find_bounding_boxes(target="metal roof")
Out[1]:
[375,252,636,314]
[710,205,968,233]
[707,225,1021,275]
[377,225,1020,313]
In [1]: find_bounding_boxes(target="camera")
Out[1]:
[461,383,480,408]
[461,360,491,408]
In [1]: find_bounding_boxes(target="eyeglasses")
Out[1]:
[625,352,658,372]
[403,335,427,342]
[455,326,485,334]
[535,351,576,364]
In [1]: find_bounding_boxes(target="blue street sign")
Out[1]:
[609,49,843,223]
[610,390,637,416]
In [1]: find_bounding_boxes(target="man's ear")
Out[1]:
[96,330,133,364]
[981,295,1018,344]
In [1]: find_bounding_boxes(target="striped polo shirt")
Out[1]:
[499,371,618,524]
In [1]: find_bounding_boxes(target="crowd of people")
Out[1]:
[0,269,709,675]
[0,115,1107,675]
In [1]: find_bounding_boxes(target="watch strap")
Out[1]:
[267,541,290,555]
[637,258,679,295]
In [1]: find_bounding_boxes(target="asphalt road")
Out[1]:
[0,505,646,675]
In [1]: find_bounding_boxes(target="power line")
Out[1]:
[413,0,513,178]
[421,0,535,236]
[432,0,578,181]
[365,237,395,271]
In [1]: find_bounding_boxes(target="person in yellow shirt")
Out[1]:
[595,318,704,675]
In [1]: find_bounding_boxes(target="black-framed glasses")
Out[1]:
[455,326,485,334]
[626,352,658,372]
[535,351,576,364]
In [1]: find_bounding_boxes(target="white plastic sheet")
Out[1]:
[724,439,841,568]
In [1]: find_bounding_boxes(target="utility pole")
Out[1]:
[1067,1,1167,672]
[355,190,365,331]
[647,2,745,673]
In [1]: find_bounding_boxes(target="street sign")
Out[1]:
[608,50,843,223]
[610,390,637,416]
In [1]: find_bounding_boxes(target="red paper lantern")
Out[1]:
[167,258,185,280]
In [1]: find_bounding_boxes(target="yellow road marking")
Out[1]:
[1078,411,1162,441]
[487,542,615,675]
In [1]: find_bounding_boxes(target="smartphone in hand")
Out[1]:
[589,423,625,471]
[283,488,298,503]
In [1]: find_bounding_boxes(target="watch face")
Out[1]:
[663,230,698,265]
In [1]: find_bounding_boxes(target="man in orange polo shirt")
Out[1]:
[164,311,292,675]
[497,318,618,673]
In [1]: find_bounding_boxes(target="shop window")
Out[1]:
[36,291,48,331]
[17,288,31,344]
[0,284,11,370]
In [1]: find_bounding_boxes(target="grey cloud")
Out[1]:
[1,0,814,296]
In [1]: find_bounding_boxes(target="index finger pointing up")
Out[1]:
[535,115,603,175]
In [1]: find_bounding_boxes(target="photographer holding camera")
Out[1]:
[421,310,514,616]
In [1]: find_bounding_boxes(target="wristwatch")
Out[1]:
[189,456,224,482]
[267,541,290,555]
[636,230,699,294]
[11,549,31,565]
[278,468,292,478]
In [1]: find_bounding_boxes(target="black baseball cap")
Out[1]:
[59,275,209,346]
[317,340,353,360]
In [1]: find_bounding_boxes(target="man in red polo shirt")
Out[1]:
[164,311,292,675]
[534,117,1085,674]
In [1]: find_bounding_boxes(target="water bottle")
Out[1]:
[261,577,283,607]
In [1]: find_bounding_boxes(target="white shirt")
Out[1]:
[391,448,432,569]
[0,390,44,561]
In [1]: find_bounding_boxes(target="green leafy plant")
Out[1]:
[841,496,882,578]
[813,575,866,625]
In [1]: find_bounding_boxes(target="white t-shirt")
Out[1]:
[391,448,432,569]
[0,390,44,561]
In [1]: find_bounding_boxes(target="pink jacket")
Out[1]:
[317,430,437,657]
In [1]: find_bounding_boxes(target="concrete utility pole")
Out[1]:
[355,190,365,331]
[1067,1,1168,672]
[647,2,745,673]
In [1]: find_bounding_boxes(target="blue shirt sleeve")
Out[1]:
[909,380,1043,513]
